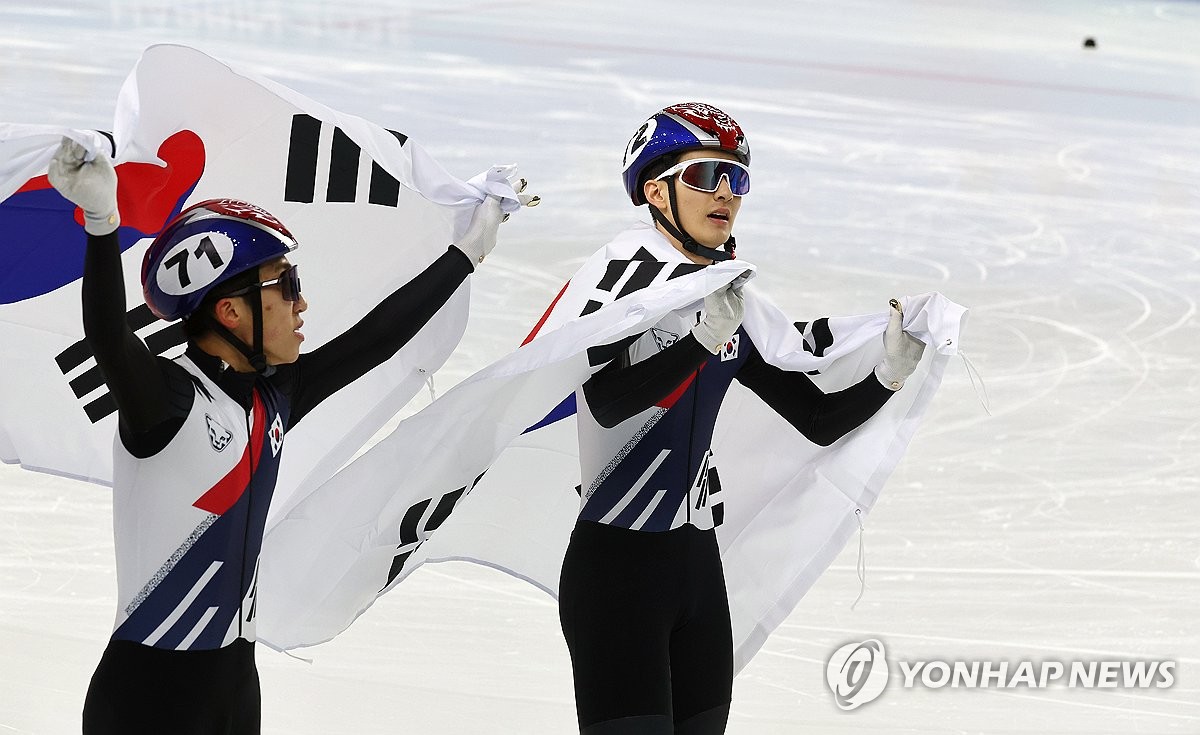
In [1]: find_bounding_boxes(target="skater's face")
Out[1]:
[644,148,745,262]
[215,257,308,365]
[254,258,308,365]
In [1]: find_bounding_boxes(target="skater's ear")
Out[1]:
[210,294,249,330]
[643,177,671,211]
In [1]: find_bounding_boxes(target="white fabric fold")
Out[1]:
[257,223,966,673]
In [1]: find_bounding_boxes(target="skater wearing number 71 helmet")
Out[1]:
[45,137,536,734]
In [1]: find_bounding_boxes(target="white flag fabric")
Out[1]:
[2,44,966,669]
[258,223,966,671]
[0,44,520,525]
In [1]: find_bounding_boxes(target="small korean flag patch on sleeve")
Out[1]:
[720,334,740,362]
[269,414,285,457]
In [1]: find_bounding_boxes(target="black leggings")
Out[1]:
[82,638,260,734]
[559,521,733,735]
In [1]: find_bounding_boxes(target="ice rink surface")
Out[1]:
[2,1,1198,732]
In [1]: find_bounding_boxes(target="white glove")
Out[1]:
[454,176,539,266]
[691,278,746,354]
[454,196,504,265]
[46,137,120,236]
[874,299,926,390]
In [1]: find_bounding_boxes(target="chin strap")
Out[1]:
[202,289,275,377]
[649,178,736,262]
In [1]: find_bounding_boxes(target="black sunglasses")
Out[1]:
[221,264,302,302]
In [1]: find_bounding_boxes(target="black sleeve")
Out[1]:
[280,245,474,426]
[82,230,191,445]
[581,333,712,429]
[735,342,893,447]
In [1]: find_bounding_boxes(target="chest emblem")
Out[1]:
[268,413,285,457]
[205,414,233,452]
[651,327,679,351]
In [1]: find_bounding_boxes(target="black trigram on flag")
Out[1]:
[793,317,833,376]
[284,114,410,207]
[581,248,704,366]
[55,304,187,423]
[579,246,704,318]
[382,472,487,591]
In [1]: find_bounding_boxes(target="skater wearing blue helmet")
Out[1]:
[557,103,924,734]
[46,137,530,733]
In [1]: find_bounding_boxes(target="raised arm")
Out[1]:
[282,244,475,424]
[281,194,521,425]
[81,230,181,434]
[583,333,712,428]
[735,303,925,446]
[50,139,180,439]
[583,279,745,428]
[735,344,892,447]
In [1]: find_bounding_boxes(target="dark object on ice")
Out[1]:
[1083,37,1097,49]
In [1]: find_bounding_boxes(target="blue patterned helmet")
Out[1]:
[140,199,298,321]
[621,102,751,206]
